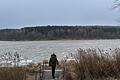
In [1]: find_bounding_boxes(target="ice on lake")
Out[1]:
[0,39,120,63]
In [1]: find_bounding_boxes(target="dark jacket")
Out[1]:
[49,54,59,67]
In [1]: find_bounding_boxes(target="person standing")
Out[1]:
[49,53,59,79]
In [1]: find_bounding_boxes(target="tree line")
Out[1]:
[0,26,120,41]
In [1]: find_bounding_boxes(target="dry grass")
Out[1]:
[0,67,26,80]
[66,48,120,80]
[0,63,42,80]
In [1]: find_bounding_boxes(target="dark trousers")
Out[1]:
[52,66,56,78]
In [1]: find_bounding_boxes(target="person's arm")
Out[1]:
[56,59,59,65]
[49,58,51,66]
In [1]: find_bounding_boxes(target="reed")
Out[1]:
[0,67,26,80]
[66,48,120,80]
[0,51,43,80]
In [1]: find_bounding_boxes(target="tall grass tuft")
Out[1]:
[66,48,120,80]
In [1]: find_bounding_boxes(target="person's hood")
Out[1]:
[51,54,56,58]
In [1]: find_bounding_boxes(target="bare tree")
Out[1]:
[113,0,120,9]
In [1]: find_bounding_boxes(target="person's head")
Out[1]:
[51,53,56,58]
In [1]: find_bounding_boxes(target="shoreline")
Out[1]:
[0,38,120,42]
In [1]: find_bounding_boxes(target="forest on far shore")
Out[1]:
[0,25,120,41]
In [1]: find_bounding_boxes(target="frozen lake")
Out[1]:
[0,39,120,62]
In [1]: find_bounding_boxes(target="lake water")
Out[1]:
[0,39,120,62]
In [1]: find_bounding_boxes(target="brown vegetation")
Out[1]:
[0,67,26,80]
[66,48,120,80]
[0,63,42,80]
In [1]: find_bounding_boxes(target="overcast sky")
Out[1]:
[0,0,119,28]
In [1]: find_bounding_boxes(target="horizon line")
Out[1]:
[0,24,120,29]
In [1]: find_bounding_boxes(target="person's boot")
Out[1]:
[53,76,55,79]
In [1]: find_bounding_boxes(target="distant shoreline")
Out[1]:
[0,26,120,41]
[0,39,120,41]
